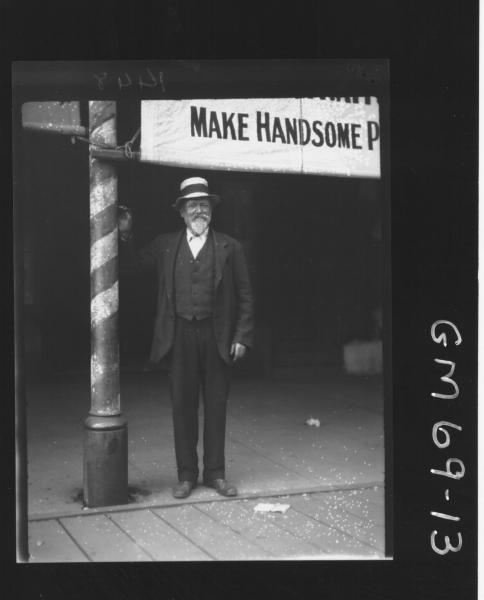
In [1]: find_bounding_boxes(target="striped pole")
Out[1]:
[83,101,128,508]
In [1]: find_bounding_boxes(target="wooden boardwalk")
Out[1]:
[28,486,386,562]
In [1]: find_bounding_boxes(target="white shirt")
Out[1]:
[186,228,209,259]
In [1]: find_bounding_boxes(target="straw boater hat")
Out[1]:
[173,177,221,210]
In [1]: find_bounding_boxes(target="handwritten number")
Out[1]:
[158,71,166,92]
[94,69,165,93]
[430,511,460,521]
[139,67,157,89]
[93,72,108,91]
[118,72,132,91]
[431,530,462,555]
[432,421,462,449]
[430,458,465,480]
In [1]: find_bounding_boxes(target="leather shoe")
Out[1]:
[173,480,196,499]
[204,478,238,497]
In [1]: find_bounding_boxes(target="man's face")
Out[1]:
[180,198,212,236]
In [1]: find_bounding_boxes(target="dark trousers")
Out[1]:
[169,316,230,483]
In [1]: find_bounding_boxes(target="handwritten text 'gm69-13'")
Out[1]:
[429,320,464,555]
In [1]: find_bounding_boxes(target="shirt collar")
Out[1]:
[186,227,209,243]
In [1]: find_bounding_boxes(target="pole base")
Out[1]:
[83,415,128,508]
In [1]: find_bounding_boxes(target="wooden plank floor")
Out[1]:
[28,519,89,562]
[109,510,210,561]
[197,501,324,559]
[60,514,152,562]
[28,487,386,562]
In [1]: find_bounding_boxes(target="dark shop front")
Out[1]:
[19,96,386,379]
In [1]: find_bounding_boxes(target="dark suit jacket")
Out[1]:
[122,229,254,364]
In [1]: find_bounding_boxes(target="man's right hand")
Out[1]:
[118,205,133,241]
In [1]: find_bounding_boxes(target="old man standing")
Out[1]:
[119,177,254,499]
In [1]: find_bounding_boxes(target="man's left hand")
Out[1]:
[230,342,247,362]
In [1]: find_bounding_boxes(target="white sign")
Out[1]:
[141,98,380,178]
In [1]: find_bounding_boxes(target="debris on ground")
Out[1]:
[305,417,321,427]
[254,502,290,514]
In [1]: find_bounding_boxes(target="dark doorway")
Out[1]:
[255,174,382,369]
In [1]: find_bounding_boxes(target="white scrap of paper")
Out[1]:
[306,417,321,427]
[254,503,290,514]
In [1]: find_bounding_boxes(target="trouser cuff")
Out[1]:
[178,471,198,484]
[202,471,225,482]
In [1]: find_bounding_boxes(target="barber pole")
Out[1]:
[83,101,128,507]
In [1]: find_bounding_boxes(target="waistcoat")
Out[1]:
[174,232,215,320]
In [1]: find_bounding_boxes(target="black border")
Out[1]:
[4,2,478,599]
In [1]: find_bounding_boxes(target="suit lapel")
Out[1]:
[213,230,229,289]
